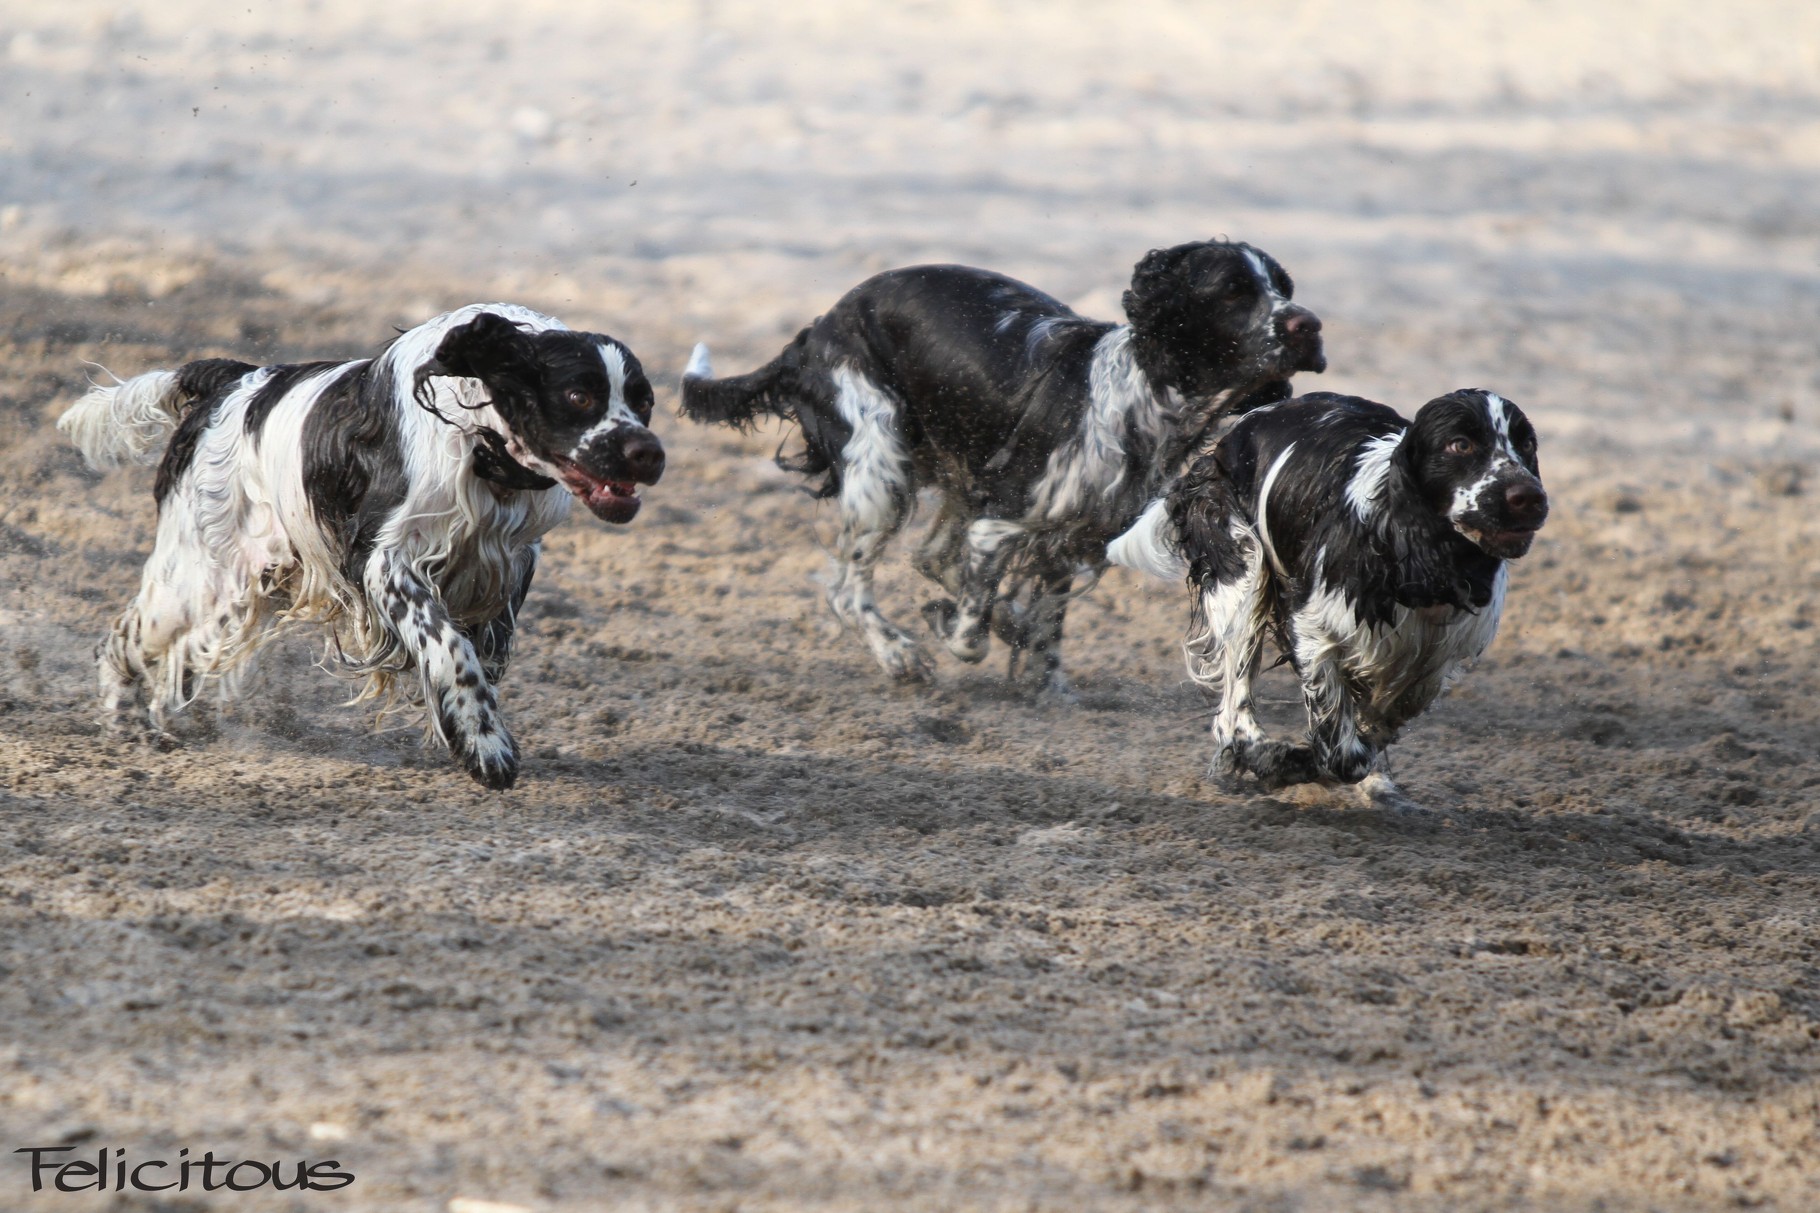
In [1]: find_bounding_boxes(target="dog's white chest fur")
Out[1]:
[1298,565,1508,714]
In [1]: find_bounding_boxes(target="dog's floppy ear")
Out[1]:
[1384,396,1483,608]
[415,312,540,412]
[1390,395,1461,505]
[1123,244,1196,334]
[1123,244,1202,394]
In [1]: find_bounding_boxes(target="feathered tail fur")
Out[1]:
[58,369,187,469]
[677,329,810,429]
[58,358,255,470]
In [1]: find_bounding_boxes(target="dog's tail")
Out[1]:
[1106,497,1190,581]
[678,329,808,429]
[60,359,257,470]
[58,368,194,470]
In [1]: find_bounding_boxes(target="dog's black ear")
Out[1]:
[1389,411,1428,491]
[1385,396,1483,608]
[1124,244,1198,312]
[1122,244,1198,373]
[1167,452,1250,589]
[415,312,540,411]
[1390,395,1464,506]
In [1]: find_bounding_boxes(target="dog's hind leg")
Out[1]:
[371,552,519,789]
[1007,562,1077,701]
[911,492,969,596]
[922,518,1022,664]
[823,368,932,682]
[100,509,263,737]
[1186,526,1272,779]
[100,588,175,734]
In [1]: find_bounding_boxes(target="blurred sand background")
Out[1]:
[2,2,1820,1209]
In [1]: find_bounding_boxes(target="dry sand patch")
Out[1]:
[2,2,1820,1209]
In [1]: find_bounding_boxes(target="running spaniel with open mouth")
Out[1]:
[59,304,664,788]
[1109,389,1547,795]
[679,240,1324,696]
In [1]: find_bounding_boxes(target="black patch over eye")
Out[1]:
[1446,437,1477,456]
[566,387,594,411]
[627,377,655,421]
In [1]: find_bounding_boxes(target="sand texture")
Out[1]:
[2,2,1819,1209]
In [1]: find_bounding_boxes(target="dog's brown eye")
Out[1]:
[565,388,593,411]
[1446,438,1477,456]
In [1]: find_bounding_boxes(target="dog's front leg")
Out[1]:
[371,552,519,790]
[1297,656,1376,785]
[469,543,539,684]
[922,519,1021,663]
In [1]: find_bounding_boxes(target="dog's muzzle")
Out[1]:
[1457,474,1548,559]
[1275,307,1326,373]
[560,426,665,524]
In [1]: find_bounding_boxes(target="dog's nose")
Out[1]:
[1505,481,1546,518]
[1280,311,1322,338]
[620,432,665,483]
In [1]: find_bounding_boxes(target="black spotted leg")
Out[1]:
[375,552,519,790]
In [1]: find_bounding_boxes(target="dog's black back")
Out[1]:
[806,266,1113,508]
[678,240,1326,691]
[1175,393,1506,634]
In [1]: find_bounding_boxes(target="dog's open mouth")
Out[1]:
[562,473,643,523]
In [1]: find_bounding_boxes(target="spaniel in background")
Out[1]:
[60,304,664,789]
[1109,390,1547,800]
[679,240,1325,698]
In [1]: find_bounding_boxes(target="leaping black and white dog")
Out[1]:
[59,304,664,789]
[1108,390,1547,794]
[679,240,1325,695]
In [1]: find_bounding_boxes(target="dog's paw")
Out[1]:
[1025,669,1079,707]
[923,598,989,663]
[456,725,520,791]
[920,598,957,638]
[866,626,934,684]
[1357,771,1427,815]
[988,600,1029,648]
[1210,742,1245,777]
[1243,741,1323,791]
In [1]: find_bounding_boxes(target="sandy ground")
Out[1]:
[3,2,1820,1210]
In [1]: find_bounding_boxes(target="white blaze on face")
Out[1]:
[568,342,645,459]
[1481,391,1524,468]
[1242,247,1291,318]
[1448,392,1528,527]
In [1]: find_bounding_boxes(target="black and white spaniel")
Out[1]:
[59,304,664,789]
[1108,390,1547,794]
[678,240,1325,696]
